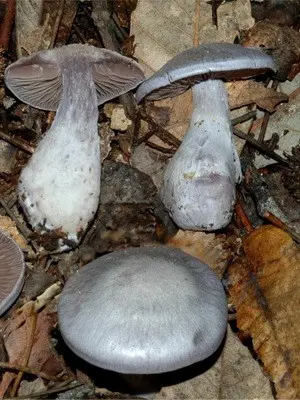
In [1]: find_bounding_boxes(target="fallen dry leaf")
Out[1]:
[0,216,31,253]
[228,81,287,112]
[166,230,240,277]
[131,0,254,76]
[156,327,273,400]
[242,20,300,81]
[228,225,300,399]
[16,0,77,56]
[0,304,66,398]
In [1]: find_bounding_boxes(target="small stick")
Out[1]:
[289,87,300,100]
[258,80,279,143]
[0,196,32,241]
[0,130,34,154]
[231,110,256,126]
[135,129,156,146]
[193,0,201,46]
[233,127,289,166]
[235,202,254,233]
[146,141,175,154]
[0,362,62,382]
[212,0,218,27]
[140,111,181,148]
[263,211,300,243]
[0,0,16,49]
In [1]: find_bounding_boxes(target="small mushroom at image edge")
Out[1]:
[0,230,25,316]
[136,43,277,231]
[58,246,227,385]
[4,44,145,250]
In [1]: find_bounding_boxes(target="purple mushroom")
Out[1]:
[5,44,144,249]
[136,43,276,231]
[58,246,227,375]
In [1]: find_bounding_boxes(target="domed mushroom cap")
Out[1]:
[136,42,276,102]
[0,231,25,316]
[5,44,145,111]
[58,246,227,374]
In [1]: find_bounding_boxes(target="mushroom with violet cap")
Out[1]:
[0,230,25,316]
[136,43,277,231]
[58,246,227,375]
[4,44,145,248]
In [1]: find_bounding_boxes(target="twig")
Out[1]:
[233,127,289,166]
[235,202,254,233]
[0,361,62,382]
[232,110,256,126]
[0,196,32,241]
[135,129,156,146]
[146,141,175,154]
[0,130,34,154]
[0,0,16,50]
[193,0,201,46]
[263,211,300,243]
[211,0,218,27]
[49,0,65,49]
[139,111,181,148]
[258,80,279,143]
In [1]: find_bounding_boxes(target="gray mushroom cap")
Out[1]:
[136,43,277,102]
[5,44,145,111]
[0,231,25,316]
[58,246,227,374]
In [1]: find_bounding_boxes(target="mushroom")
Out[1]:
[58,246,227,375]
[0,230,25,316]
[136,43,276,231]
[5,44,144,248]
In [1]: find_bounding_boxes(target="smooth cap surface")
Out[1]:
[5,44,145,111]
[58,246,227,374]
[136,43,277,102]
[0,231,25,316]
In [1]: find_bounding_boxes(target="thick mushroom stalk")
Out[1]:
[161,80,242,230]
[5,44,145,249]
[19,62,100,244]
[135,43,276,231]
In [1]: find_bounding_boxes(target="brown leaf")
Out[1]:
[227,81,288,112]
[16,0,77,56]
[156,327,273,400]
[167,230,240,277]
[0,304,66,397]
[228,225,300,399]
[242,20,300,81]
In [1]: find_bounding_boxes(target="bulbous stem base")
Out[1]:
[161,79,242,230]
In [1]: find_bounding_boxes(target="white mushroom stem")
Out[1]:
[161,79,242,231]
[18,63,100,246]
